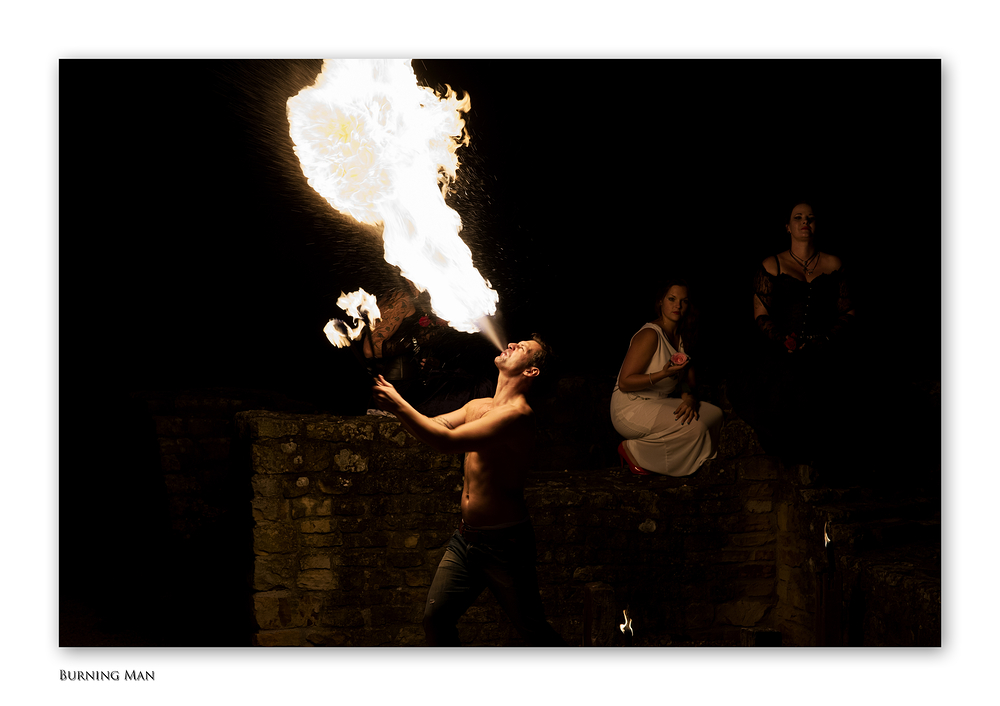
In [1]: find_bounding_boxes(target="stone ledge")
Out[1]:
[122,382,940,648]
[239,405,786,646]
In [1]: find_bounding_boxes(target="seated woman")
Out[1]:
[610,279,724,477]
[748,200,857,463]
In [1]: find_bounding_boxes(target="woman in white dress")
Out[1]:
[610,280,723,476]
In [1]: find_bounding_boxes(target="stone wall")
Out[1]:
[237,395,791,647]
[117,377,938,648]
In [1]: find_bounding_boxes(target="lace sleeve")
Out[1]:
[753,265,773,313]
[753,265,785,343]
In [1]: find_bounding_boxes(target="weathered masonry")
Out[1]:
[233,378,938,647]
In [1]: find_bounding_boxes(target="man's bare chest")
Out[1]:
[467,400,496,423]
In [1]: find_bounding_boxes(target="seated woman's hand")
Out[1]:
[674,394,700,425]
[660,362,688,379]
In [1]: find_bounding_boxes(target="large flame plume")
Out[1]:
[288,59,500,341]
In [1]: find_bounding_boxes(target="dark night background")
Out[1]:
[61,59,941,396]
[59,59,940,643]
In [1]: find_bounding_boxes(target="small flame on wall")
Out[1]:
[824,522,831,548]
[619,608,633,637]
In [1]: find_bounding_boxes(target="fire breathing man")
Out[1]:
[371,335,566,646]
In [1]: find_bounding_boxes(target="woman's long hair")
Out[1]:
[653,278,699,355]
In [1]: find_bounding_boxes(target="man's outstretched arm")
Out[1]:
[371,376,518,454]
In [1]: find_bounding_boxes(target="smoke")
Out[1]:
[476,315,507,352]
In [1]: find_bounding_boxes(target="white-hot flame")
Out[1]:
[323,288,381,348]
[619,609,633,635]
[824,522,831,547]
[288,59,499,337]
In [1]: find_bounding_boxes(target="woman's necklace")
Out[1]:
[788,249,820,276]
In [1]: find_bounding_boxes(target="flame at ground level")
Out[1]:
[620,608,633,635]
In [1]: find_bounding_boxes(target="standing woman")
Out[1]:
[610,280,724,476]
[750,200,856,462]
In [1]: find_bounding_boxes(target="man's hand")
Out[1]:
[372,375,406,415]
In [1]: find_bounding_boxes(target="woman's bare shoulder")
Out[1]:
[823,253,844,270]
[631,326,658,344]
[623,326,658,358]
[761,255,779,276]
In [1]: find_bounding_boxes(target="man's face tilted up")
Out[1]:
[495,340,542,379]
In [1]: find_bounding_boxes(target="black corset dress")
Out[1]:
[753,264,853,342]
[745,258,857,461]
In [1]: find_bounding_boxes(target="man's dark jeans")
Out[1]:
[423,521,566,646]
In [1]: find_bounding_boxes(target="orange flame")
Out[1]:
[288,59,499,339]
[619,608,633,635]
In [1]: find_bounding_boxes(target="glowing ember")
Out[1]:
[323,288,381,348]
[287,59,500,342]
[619,608,633,636]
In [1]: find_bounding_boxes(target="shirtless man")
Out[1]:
[371,335,565,646]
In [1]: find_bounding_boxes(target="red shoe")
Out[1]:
[618,442,650,475]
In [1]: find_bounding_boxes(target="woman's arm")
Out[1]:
[753,258,789,345]
[617,328,685,392]
[674,366,700,424]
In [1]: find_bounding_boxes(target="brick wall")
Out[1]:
[236,394,794,646]
[125,377,937,648]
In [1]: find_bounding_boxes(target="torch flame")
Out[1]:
[288,59,499,337]
[323,288,381,348]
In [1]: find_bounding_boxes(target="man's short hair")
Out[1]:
[525,333,557,400]
[529,333,554,375]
